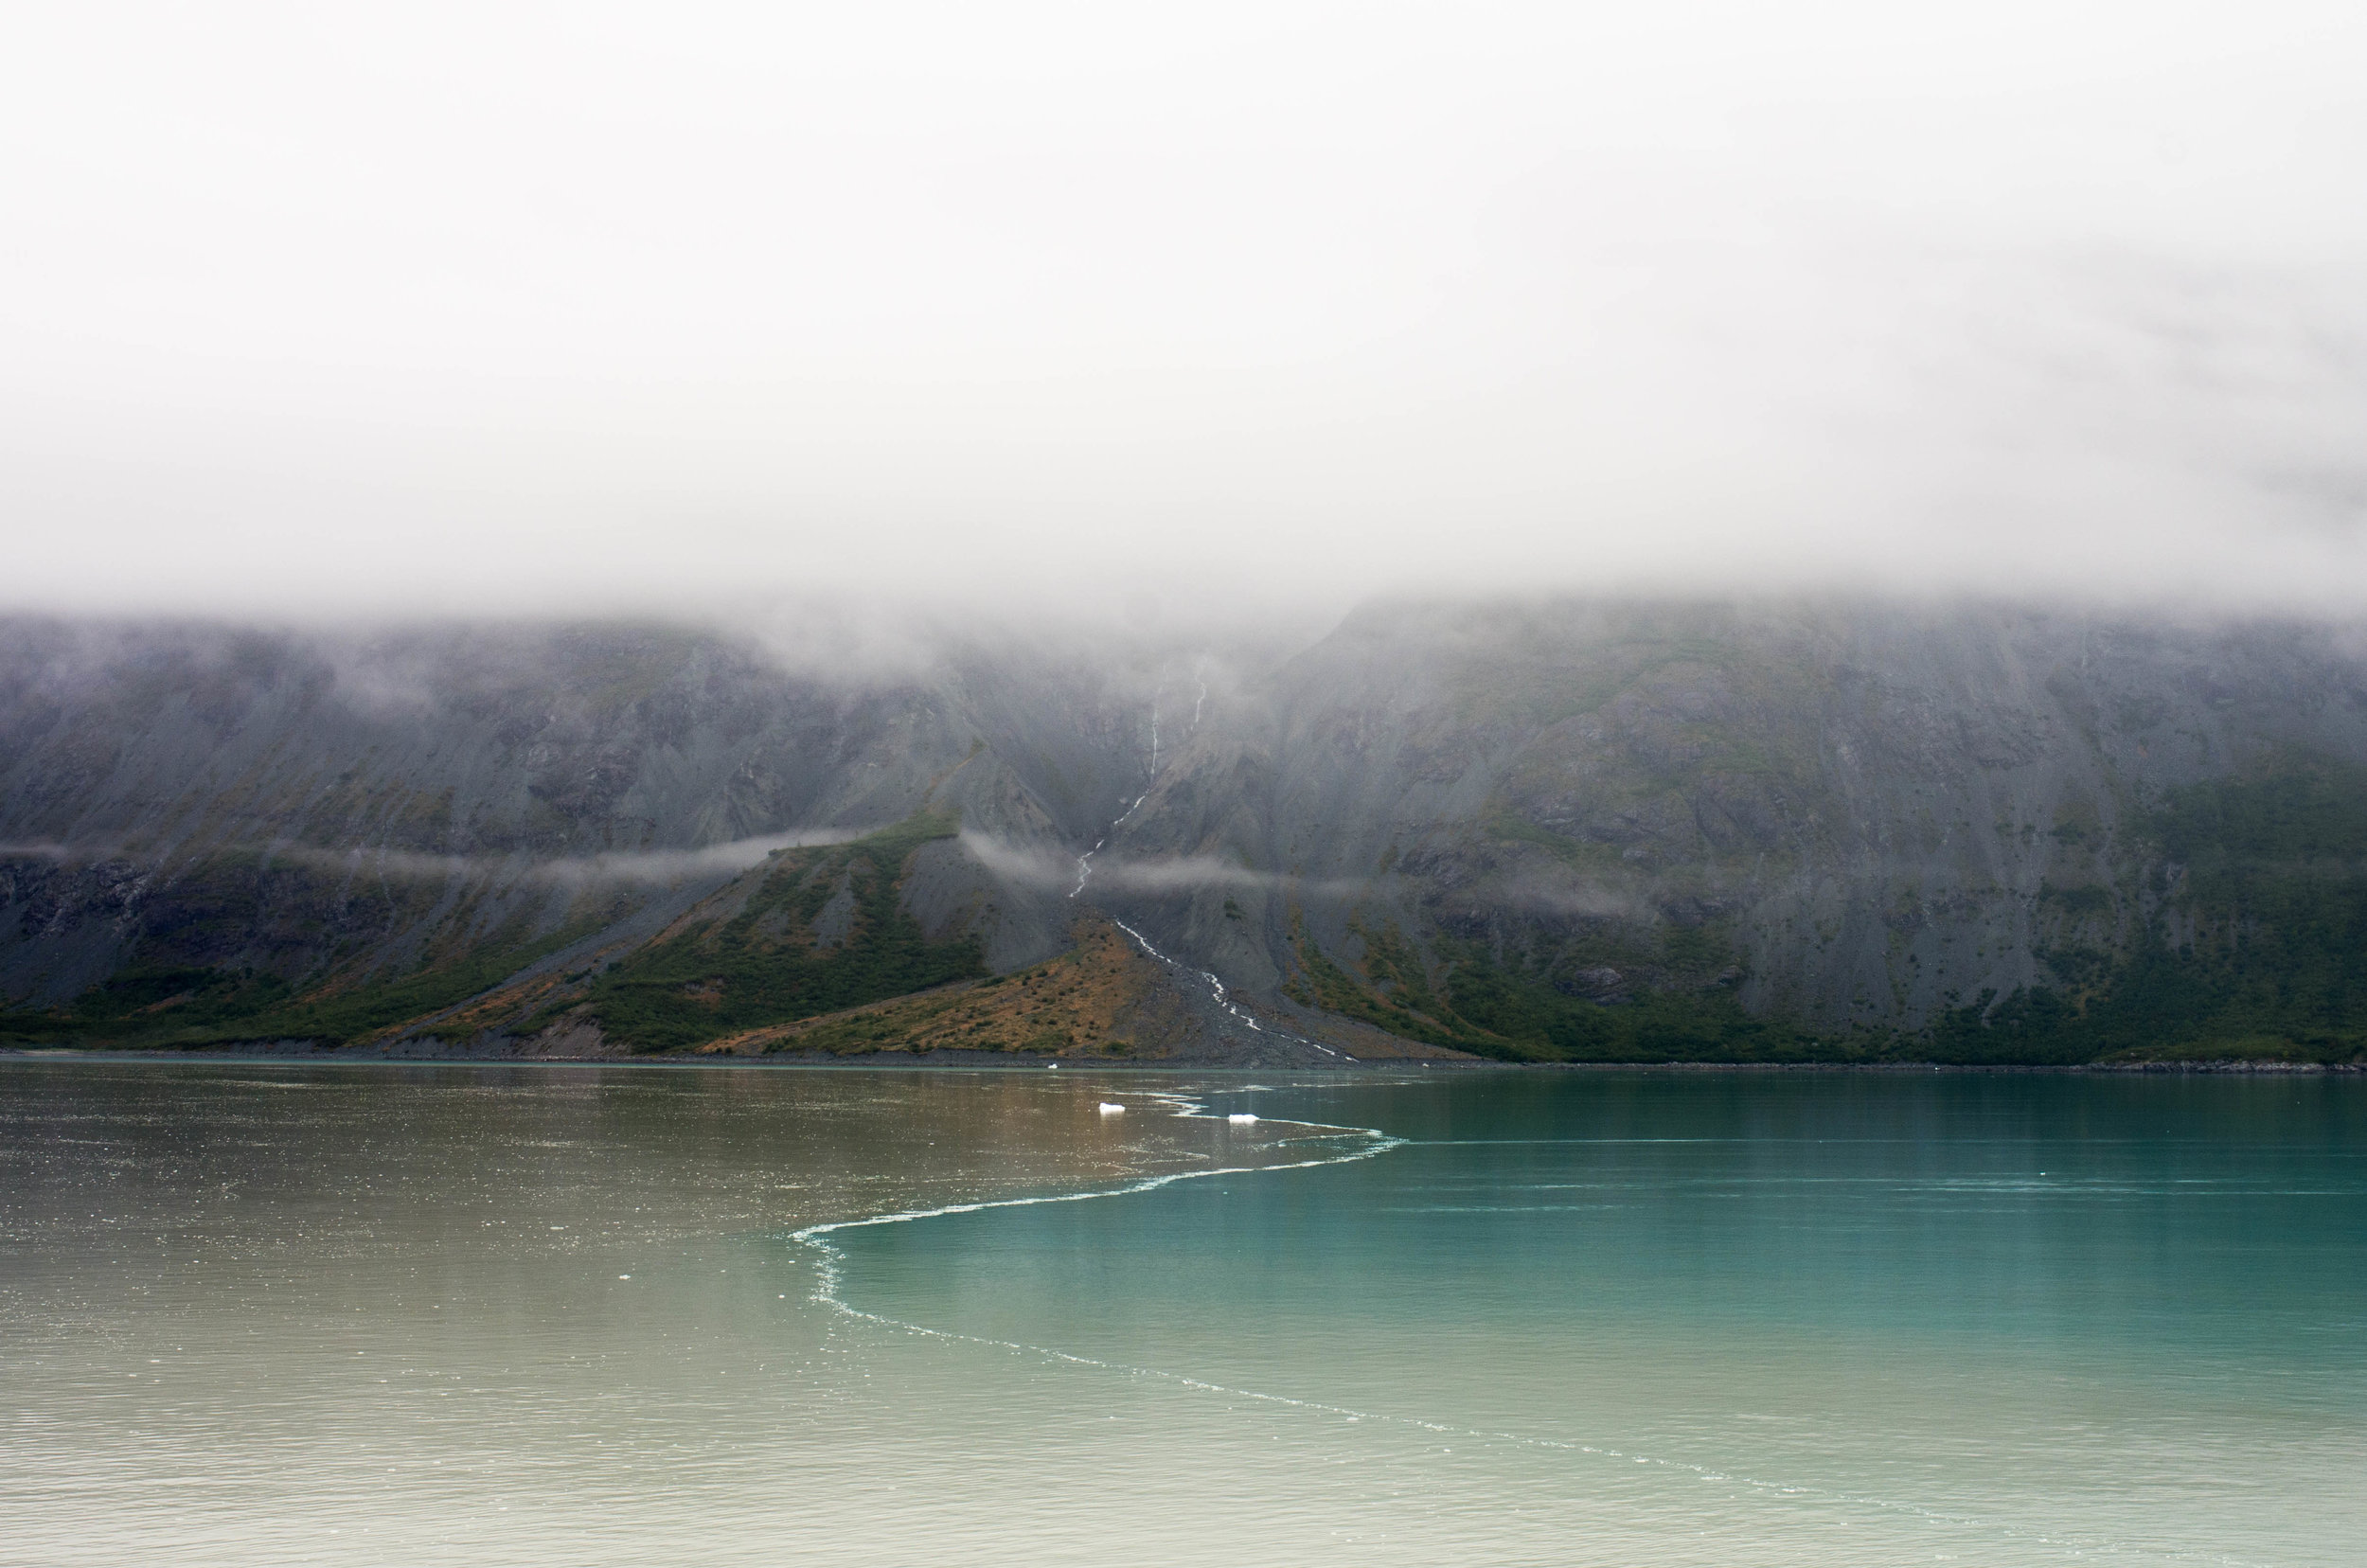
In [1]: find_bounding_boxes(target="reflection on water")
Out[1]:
[2,1062,2361,1565]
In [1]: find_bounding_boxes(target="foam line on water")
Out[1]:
[791,1087,2266,1568]
[794,1090,1392,1261]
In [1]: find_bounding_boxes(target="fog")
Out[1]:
[963,833,1349,900]
[6,3,2365,622]
[0,830,870,884]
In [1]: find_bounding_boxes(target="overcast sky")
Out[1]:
[5,2,2365,621]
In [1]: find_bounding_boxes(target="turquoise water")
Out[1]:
[3,1063,2361,1564]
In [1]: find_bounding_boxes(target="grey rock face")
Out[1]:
[1090,599,2367,1034]
[0,618,1170,1005]
[7,600,2366,1048]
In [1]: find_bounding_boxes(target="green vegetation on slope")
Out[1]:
[1931,757,2367,1063]
[1288,912,1853,1063]
[582,813,984,1052]
[1440,945,1850,1063]
[0,915,607,1050]
[1286,757,2367,1066]
[1,815,984,1055]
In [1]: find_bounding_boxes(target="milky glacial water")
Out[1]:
[2,1063,2361,1566]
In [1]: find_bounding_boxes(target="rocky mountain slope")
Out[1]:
[6,600,2366,1063]
[1094,600,2367,1063]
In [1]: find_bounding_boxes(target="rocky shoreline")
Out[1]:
[4,1043,2358,1074]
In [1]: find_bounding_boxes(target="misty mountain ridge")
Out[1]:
[7,597,2367,1066]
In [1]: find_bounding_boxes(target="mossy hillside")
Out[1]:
[1286,911,1847,1063]
[685,919,1164,1058]
[583,814,984,1052]
[0,911,610,1049]
[0,965,295,1046]
[1927,757,2367,1063]
[1287,915,1479,1052]
[0,843,576,1048]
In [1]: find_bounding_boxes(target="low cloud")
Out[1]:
[955,834,1077,891]
[958,831,1362,899]
[7,8,2367,622]
[283,829,877,886]
[1,829,875,886]
[1485,871,1652,923]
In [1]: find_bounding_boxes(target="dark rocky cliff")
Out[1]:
[7,601,2366,1063]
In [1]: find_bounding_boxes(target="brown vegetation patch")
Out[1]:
[695,917,1168,1058]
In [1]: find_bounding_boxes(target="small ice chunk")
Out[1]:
[1228,1113,1257,1125]
[1098,1102,1126,1114]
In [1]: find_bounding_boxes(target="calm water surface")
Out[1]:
[2,1062,2360,1565]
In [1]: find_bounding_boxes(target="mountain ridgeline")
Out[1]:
[5,600,2366,1065]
